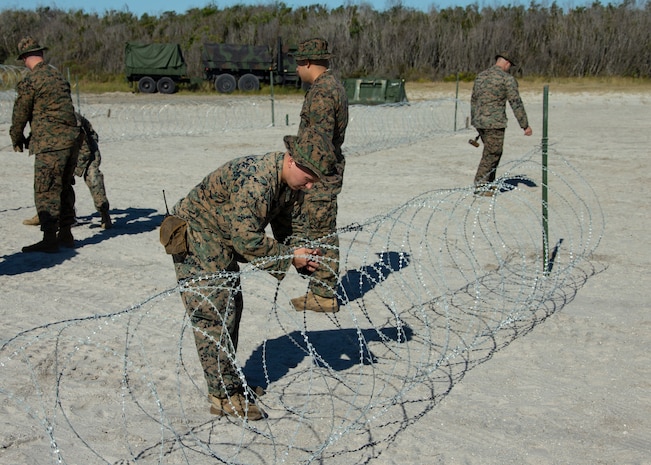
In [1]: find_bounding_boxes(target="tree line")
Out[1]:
[0,0,649,83]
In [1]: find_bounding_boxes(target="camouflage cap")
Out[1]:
[283,129,333,180]
[495,51,516,67]
[17,36,48,60]
[291,38,333,60]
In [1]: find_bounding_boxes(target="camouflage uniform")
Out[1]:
[170,139,327,398]
[10,41,81,244]
[75,113,111,220]
[471,64,529,186]
[294,40,348,300]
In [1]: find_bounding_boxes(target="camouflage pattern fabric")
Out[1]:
[299,71,348,168]
[33,147,78,231]
[10,61,80,154]
[174,250,244,398]
[470,65,529,187]
[292,38,333,60]
[16,36,48,59]
[171,152,304,397]
[201,43,272,72]
[470,65,529,130]
[11,60,81,233]
[296,70,348,299]
[474,128,506,186]
[75,113,110,212]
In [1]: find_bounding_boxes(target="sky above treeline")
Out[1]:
[2,0,607,17]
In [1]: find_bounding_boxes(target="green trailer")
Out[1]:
[343,78,408,105]
[124,42,189,94]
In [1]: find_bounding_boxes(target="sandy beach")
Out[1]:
[0,85,649,465]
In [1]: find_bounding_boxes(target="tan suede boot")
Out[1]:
[209,392,265,420]
[22,214,40,226]
[291,291,339,313]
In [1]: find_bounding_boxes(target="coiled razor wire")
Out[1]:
[0,65,26,91]
[0,145,604,464]
[0,66,26,125]
[73,97,467,157]
[0,91,469,155]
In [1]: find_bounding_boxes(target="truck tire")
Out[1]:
[157,77,176,94]
[215,74,237,93]
[138,76,156,93]
[238,73,260,92]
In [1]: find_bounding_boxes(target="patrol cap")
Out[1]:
[283,129,333,180]
[17,36,48,60]
[291,38,333,60]
[495,51,516,67]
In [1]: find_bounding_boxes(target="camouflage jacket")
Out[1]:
[470,65,529,130]
[10,61,80,154]
[75,112,100,175]
[172,152,301,277]
[299,70,349,174]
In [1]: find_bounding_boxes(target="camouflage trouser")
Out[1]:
[173,239,244,399]
[474,128,505,186]
[292,160,344,299]
[78,154,110,212]
[33,146,78,233]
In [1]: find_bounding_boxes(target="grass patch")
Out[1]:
[66,74,651,96]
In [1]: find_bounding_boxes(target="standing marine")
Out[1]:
[290,37,349,313]
[23,112,113,229]
[10,36,81,252]
[471,51,532,196]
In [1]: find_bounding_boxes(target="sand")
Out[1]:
[0,87,649,465]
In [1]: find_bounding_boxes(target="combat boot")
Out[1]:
[209,392,265,421]
[22,230,59,253]
[291,291,339,313]
[57,226,75,248]
[100,208,112,229]
[22,214,40,226]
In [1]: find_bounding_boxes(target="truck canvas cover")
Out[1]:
[125,42,187,78]
[202,43,274,72]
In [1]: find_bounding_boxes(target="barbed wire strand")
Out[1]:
[0,91,604,465]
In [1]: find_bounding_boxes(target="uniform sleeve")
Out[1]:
[506,76,529,129]
[229,178,294,277]
[300,86,337,141]
[10,80,34,146]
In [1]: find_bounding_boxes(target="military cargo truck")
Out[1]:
[202,37,300,93]
[124,38,299,94]
[125,42,189,94]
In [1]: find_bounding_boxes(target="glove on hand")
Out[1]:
[13,135,29,152]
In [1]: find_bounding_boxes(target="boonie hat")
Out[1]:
[495,51,516,67]
[17,36,48,60]
[283,129,333,180]
[291,38,333,60]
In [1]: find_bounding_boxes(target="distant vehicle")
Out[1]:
[202,37,300,93]
[343,78,408,105]
[124,38,300,94]
[124,42,189,94]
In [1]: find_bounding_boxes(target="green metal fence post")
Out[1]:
[454,73,459,132]
[270,70,275,127]
[542,85,549,273]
